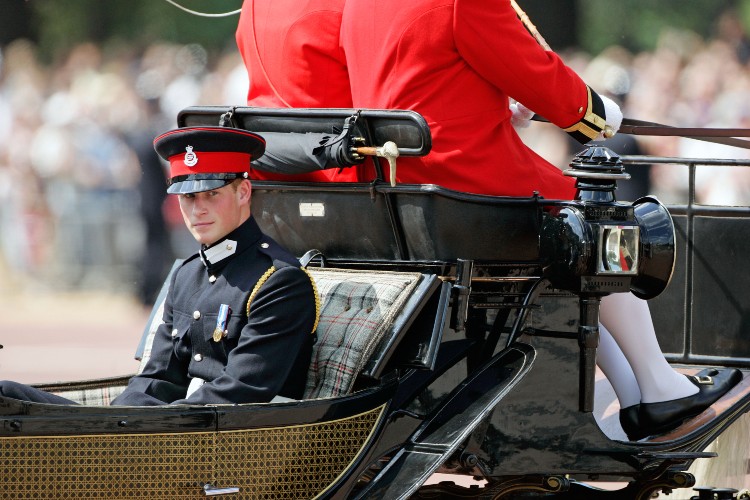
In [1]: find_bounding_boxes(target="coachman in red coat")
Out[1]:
[340,0,615,199]
[236,0,356,182]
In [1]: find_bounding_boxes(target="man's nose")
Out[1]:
[192,195,208,214]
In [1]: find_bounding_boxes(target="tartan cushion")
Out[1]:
[304,268,422,399]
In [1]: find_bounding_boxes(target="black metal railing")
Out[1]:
[621,155,750,366]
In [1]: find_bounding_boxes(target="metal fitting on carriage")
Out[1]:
[692,486,742,499]
[449,259,473,332]
[564,146,630,203]
[714,488,740,499]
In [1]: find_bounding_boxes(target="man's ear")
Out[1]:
[238,179,252,204]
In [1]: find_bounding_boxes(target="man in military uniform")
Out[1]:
[0,126,318,406]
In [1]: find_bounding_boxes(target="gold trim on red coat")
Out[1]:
[564,86,606,143]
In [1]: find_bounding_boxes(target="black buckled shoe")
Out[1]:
[619,404,645,441]
[638,367,743,438]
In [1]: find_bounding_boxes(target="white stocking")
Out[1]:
[596,325,641,409]
[600,292,697,404]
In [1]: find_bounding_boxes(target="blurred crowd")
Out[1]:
[0,40,248,302]
[1,11,749,300]
[522,10,750,205]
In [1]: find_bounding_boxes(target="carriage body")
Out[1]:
[0,107,748,499]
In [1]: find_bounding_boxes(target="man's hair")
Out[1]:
[229,178,244,191]
[231,179,253,209]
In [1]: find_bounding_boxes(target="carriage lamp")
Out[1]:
[541,147,675,300]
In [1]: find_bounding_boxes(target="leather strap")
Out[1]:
[532,115,750,150]
[619,117,750,150]
[620,117,750,137]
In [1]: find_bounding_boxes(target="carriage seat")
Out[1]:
[45,265,437,404]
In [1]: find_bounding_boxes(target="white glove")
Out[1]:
[509,101,535,129]
[593,94,623,141]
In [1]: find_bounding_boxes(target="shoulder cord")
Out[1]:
[510,0,551,51]
[163,0,241,18]
[246,266,277,318]
[246,265,321,334]
[301,267,321,334]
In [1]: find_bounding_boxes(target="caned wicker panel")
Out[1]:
[0,406,383,499]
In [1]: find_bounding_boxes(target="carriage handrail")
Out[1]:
[620,155,750,167]
[615,154,750,368]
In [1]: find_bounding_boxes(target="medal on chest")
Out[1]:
[213,304,231,342]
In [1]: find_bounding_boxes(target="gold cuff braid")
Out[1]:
[563,87,606,141]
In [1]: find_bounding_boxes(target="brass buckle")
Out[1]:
[694,375,714,385]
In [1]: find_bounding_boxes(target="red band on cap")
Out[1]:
[168,151,250,178]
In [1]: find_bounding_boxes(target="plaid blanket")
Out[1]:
[49,268,422,404]
[38,376,130,406]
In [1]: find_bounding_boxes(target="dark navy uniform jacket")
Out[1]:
[112,216,316,406]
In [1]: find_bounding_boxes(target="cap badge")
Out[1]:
[184,145,198,167]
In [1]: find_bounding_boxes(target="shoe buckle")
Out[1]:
[694,375,714,385]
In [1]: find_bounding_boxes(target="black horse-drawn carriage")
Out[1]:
[1,107,748,499]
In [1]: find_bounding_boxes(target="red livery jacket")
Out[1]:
[236,0,356,182]
[341,0,607,199]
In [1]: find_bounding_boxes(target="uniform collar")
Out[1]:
[199,216,263,271]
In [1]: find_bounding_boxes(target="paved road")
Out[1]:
[0,290,147,384]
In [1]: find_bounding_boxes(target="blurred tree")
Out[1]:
[3,0,241,62]
[578,0,750,53]
[3,0,750,61]
[0,2,33,46]
[515,0,579,49]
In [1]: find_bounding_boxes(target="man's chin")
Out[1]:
[191,229,217,246]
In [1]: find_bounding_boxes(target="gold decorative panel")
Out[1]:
[0,406,383,499]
